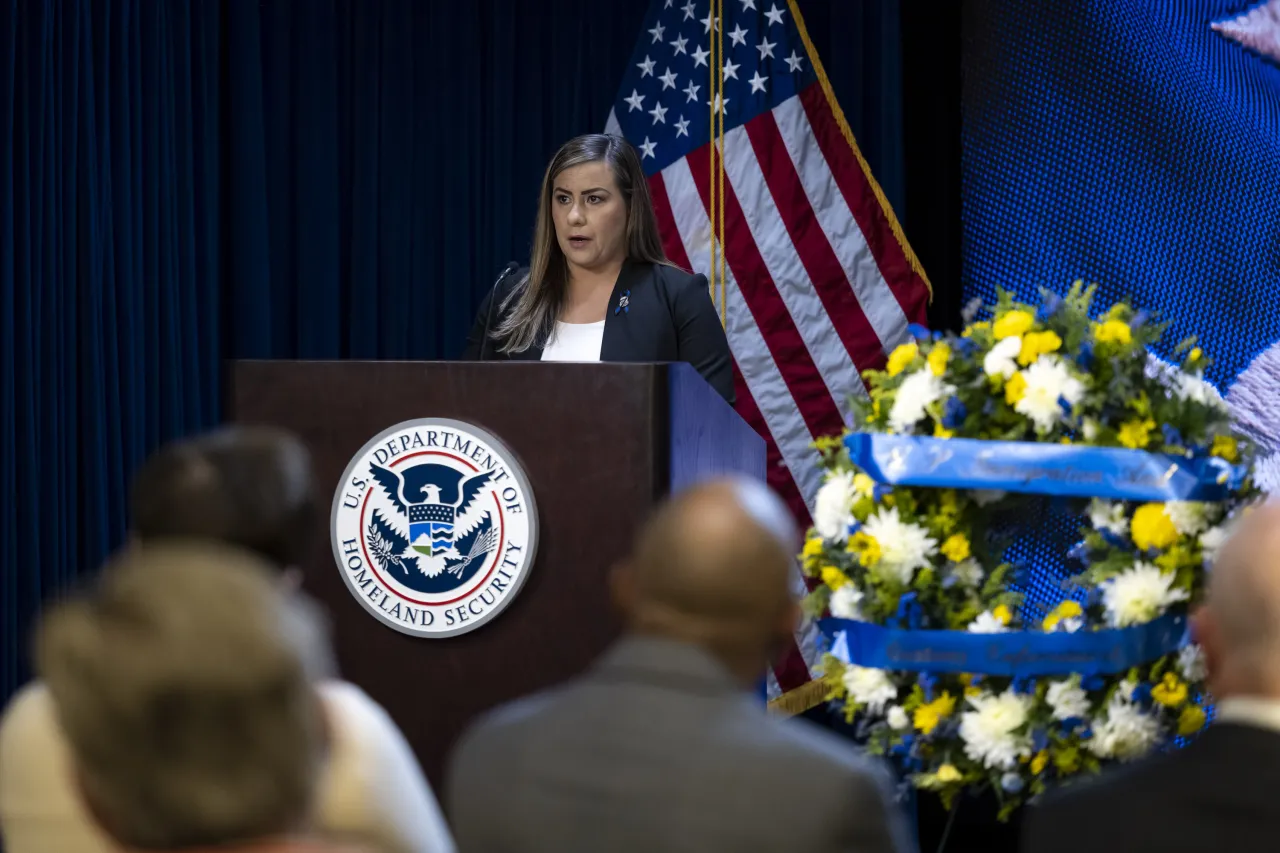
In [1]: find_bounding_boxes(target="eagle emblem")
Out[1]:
[366,462,498,582]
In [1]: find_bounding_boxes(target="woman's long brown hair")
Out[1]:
[492,134,670,353]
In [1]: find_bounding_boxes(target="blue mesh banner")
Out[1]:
[961,0,1280,607]
[961,0,1280,389]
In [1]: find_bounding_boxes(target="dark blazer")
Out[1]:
[462,260,736,406]
[1022,722,1280,853]
[446,635,912,853]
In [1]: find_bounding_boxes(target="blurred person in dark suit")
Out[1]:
[1023,501,1280,853]
[446,476,911,853]
[0,426,455,853]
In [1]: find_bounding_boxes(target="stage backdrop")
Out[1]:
[0,0,907,704]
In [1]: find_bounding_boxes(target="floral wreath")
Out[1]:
[802,283,1261,819]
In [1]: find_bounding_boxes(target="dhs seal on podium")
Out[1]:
[330,418,538,637]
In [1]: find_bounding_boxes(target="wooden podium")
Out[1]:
[229,360,765,787]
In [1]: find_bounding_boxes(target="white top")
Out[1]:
[540,320,605,362]
[0,680,456,853]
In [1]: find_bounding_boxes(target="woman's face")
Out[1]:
[551,160,628,276]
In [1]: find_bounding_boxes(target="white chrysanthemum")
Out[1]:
[1178,644,1208,682]
[1088,498,1129,537]
[813,470,857,540]
[1082,418,1101,441]
[1174,370,1227,412]
[983,335,1022,379]
[1101,562,1189,627]
[959,690,1033,770]
[888,369,954,433]
[968,611,1010,634]
[1089,700,1161,761]
[1164,501,1210,537]
[951,559,984,587]
[887,706,910,730]
[861,506,939,586]
[1014,356,1086,433]
[1046,680,1092,721]
[1199,526,1228,564]
[829,585,865,620]
[842,666,898,715]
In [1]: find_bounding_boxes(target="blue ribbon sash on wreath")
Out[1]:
[845,433,1239,502]
[821,613,1188,678]
[816,433,1226,678]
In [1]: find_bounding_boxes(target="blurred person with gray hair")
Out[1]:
[0,426,455,853]
[1022,500,1280,853]
[446,476,911,853]
[31,541,352,852]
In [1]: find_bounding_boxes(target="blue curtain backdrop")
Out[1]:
[0,0,906,703]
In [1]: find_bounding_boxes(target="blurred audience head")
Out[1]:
[611,476,800,684]
[129,426,318,573]
[1196,500,1280,700]
[36,541,334,851]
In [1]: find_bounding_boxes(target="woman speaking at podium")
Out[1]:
[463,134,736,406]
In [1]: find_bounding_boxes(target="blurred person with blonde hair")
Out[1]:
[29,541,353,852]
[0,426,455,853]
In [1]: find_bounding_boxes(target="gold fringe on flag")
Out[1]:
[766,678,831,717]
[708,0,727,328]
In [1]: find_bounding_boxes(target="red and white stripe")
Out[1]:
[608,80,929,698]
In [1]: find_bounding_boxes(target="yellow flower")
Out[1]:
[1030,750,1049,775]
[821,567,849,590]
[1094,319,1133,345]
[1178,705,1207,736]
[803,537,824,559]
[1005,371,1028,405]
[1151,672,1188,708]
[935,763,962,783]
[1018,330,1063,366]
[992,604,1013,626]
[940,533,971,563]
[1188,347,1203,362]
[853,473,876,498]
[933,422,955,439]
[965,685,982,698]
[962,321,991,338]
[1211,435,1239,463]
[928,343,951,377]
[913,692,957,736]
[1117,418,1156,449]
[1131,503,1179,551]
[886,342,919,377]
[847,531,882,568]
[993,310,1035,340]
[1043,600,1083,631]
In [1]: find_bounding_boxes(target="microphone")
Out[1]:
[481,261,520,361]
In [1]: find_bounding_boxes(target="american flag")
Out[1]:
[606,0,931,707]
